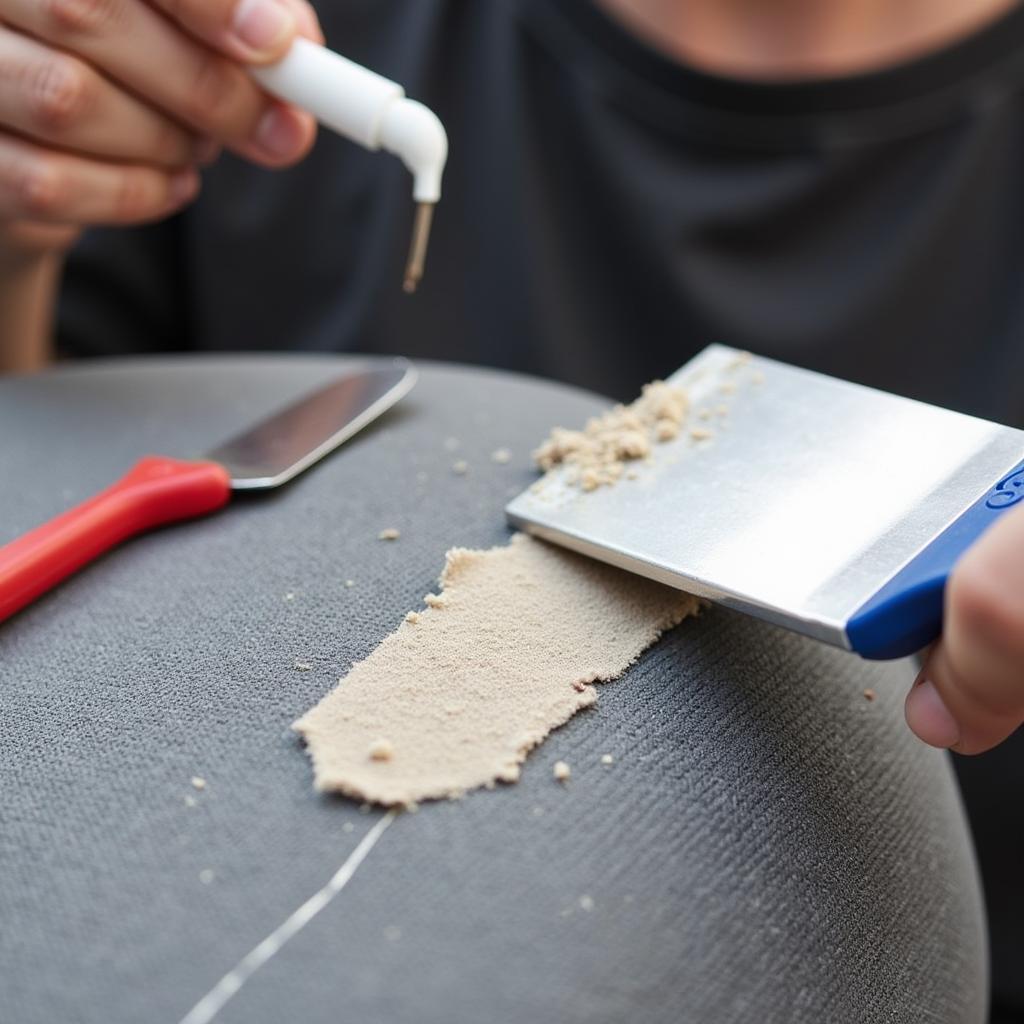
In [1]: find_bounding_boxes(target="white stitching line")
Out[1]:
[178,811,397,1024]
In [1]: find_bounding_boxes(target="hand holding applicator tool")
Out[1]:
[251,38,449,292]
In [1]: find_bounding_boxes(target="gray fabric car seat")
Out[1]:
[0,357,987,1024]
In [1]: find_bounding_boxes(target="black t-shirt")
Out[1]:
[58,0,1024,1012]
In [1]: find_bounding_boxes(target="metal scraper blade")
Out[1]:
[208,358,416,490]
[506,345,1024,654]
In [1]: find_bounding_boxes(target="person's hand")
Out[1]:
[905,500,1024,754]
[0,0,323,256]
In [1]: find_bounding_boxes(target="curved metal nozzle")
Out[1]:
[403,202,436,294]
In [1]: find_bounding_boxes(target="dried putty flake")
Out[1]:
[533,380,689,491]
[294,534,698,806]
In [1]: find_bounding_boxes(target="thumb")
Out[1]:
[905,502,1024,755]
[148,0,302,64]
[906,642,1022,755]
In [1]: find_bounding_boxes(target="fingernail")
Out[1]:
[169,169,199,206]
[905,678,961,749]
[253,106,305,159]
[232,0,294,54]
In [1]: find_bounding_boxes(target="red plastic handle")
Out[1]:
[0,456,232,624]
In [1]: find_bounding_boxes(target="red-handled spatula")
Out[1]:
[0,359,416,624]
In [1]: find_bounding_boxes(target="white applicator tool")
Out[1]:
[251,38,449,293]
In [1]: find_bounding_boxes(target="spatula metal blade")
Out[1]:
[208,358,416,490]
[506,345,1024,654]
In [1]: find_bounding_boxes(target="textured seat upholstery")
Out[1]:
[0,357,986,1024]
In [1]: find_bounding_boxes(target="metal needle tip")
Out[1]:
[403,202,435,294]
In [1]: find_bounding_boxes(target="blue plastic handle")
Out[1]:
[847,458,1024,660]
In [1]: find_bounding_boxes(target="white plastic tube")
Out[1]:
[251,38,448,203]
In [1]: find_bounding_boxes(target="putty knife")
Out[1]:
[0,359,415,624]
[507,346,1024,660]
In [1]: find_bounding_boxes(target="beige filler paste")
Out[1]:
[295,534,698,806]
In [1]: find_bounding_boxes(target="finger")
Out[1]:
[146,0,299,65]
[0,134,199,225]
[248,100,315,167]
[0,26,197,167]
[945,502,1024,699]
[4,0,314,165]
[280,0,324,44]
[905,505,1024,754]
[149,0,321,153]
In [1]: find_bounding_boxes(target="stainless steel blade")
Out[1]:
[506,345,1024,650]
[207,358,416,489]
